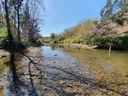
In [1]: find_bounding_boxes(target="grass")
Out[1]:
[0,28,7,38]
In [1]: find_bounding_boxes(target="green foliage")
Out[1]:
[0,28,7,38]
[113,36,128,50]
[88,36,112,47]
[101,0,128,25]
[60,19,97,39]
[28,39,43,47]
[0,28,8,48]
[0,38,26,51]
[100,0,113,18]
[64,38,85,44]
[87,35,128,50]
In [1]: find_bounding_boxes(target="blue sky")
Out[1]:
[41,0,106,37]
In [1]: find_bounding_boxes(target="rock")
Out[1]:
[73,90,76,93]
[44,75,47,78]
[43,87,47,90]
[37,76,41,79]
[79,72,82,74]
[67,84,73,88]
[60,80,65,84]
[2,55,7,58]
[76,84,80,87]
[0,50,9,59]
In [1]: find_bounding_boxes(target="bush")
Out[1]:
[87,35,128,50]
[113,36,128,50]
[91,36,112,48]
[64,38,85,44]
[29,39,43,47]
[0,28,8,48]
[0,38,26,51]
[0,38,9,49]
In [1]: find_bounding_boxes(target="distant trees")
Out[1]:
[100,0,128,25]
[48,20,98,45]
[50,33,55,40]
[60,20,97,39]
[100,0,113,18]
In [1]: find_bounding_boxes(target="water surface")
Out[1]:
[41,46,128,95]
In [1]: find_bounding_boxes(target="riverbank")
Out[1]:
[43,43,98,50]
[61,44,98,49]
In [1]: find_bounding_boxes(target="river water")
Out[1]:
[41,46,128,95]
[0,46,128,96]
[43,46,128,76]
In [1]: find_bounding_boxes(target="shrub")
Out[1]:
[64,38,85,44]
[87,35,128,50]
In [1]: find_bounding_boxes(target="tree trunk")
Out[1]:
[5,0,13,43]
[17,5,21,42]
[4,0,17,86]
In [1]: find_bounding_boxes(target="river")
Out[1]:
[0,46,128,96]
[41,46,128,96]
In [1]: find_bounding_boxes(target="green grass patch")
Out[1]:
[0,28,7,38]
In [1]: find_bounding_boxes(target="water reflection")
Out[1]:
[63,47,128,95]
[64,48,128,76]
[41,46,128,96]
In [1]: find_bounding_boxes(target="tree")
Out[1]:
[50,33,55,40]
[21,1,41,43]
[4,0,17,87]
[12,0,23,41]
[100,0,128,25]
[112,0,128,25]
[100,0,113,18]
[4,0,14,46]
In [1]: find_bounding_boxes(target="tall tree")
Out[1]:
[101,0,128,25]
[8,0,23,41]
[4,0,17,87]
[4,0,14,45]
[100,0,113,18]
